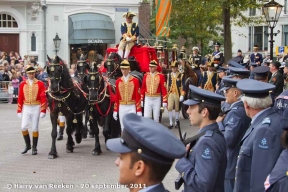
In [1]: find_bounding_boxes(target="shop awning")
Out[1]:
[68,13,115,44]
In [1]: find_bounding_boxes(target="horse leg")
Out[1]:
[66,117,74,153]
[82,112,88,139]
[88,110,95,138]
[92,118,102,156]
[102,114,111,144]
[48,112,58,159]
[75,114,83,144]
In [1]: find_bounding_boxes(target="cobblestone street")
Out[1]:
[0,104,198,192]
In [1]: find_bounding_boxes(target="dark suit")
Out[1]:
[175,122,227,192]
[212,51,224,66]
[142,183,168,192]
[120,22,139,40]
[265,149,288,192]
[218,101,251,192]
[269,71,284,97]
[234,107,283,192]
[250,53,263,65]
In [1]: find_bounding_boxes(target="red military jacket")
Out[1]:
[114,75,141,112]
[17,79,47,113]
[140,72,167,103]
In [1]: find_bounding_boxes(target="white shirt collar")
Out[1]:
[28,79,33,85]
[123,74,130,82]
[251,107,271,125]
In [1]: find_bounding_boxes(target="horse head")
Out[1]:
[85,64,103,101]
[47,55,71,93]
[104,52,122,77]
[77,54,90,81]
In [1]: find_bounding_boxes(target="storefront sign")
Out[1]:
[115,8,129,12]
[88,39,104,44]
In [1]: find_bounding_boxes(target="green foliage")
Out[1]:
[150,0,266,53]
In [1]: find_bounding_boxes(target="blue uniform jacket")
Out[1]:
[120,22,139,40]
[250,53,263,64]
[234,107,283,192]
[167,72,185,96]
[175,122,227,192]
[200,71,218,90]
[212,51,224,66]
[266,149,288,192]
[218,101,251,179]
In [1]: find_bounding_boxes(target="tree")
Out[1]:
[150,0,265,60]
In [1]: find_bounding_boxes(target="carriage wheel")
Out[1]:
[181,77,193,119]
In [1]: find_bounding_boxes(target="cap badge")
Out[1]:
[137,149,142,154]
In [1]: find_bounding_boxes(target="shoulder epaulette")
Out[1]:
[205,130,214,137]
[262,117,271,125]
[231,106,239,110]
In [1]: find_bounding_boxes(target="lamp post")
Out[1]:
[53,33,61,55]
[262,0,283,61]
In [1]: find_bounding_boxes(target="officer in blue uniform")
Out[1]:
[234,79,283,192]
[250,45,263,66]
[216,77,251,192]
[249,62,258,79]
[118,12,139,59]
[252,66,270,82]
[212,42,224,66]
[175,85,227,192]
[106,113,186,192]
[264,111,288,192]
[229,67,250,79]
[215,67,228,96]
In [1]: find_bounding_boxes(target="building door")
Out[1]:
[0,34,19,53]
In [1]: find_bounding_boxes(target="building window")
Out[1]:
[249,8,256,16]
[283,25,288,45]
[31,33,36,51]
[285,0,288,14]
[248,26,268,51]
[0,14,18,28]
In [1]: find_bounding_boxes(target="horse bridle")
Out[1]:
[48,63,64,92]
[106,58,119,78]
[77,61,89,75]
[87,71,105,102]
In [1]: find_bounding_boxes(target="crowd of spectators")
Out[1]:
[0,51,48,103]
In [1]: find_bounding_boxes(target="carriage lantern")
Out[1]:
[53,33,61,56]
[172,44,178,61]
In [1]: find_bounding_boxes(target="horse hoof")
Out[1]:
[48,154,58,159]
[57,136,63,141]
[66,149,74,153]
[92,151,101,156]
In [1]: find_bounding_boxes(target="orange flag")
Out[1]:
[156,0,172,37]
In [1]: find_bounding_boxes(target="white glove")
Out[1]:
[40,112,46,118]
[162,103,167,107]
[141,101,144,107]
[137,112,142,116]
[17,113,22,119]
[126,37,131,41]
[179,95,184,102]
[113,112,118,120]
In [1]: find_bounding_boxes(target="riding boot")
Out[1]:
[57,126,64,140]
[124,50,130,59]
[118,50,124,58]
[21,130,31,154]
[32,132,38,155]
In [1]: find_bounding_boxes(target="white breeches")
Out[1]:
[119,104,136,130]
[144,96,161,122]
[21,105,41,132]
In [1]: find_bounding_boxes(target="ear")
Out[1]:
[46,66,50,75]
[134,160,145,177]
[47,55,52,63]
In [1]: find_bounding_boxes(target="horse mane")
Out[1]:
[184,63,198,86]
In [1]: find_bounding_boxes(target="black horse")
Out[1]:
[104,52,141,80]
[85,63,121,155]
[46,55,88,159]
[76,54,90,83]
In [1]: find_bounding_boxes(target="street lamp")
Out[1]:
[262,0,283,61]
[53,33,61,55]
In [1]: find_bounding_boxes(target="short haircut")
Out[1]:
[255,75,268,82]
[129,152,173,183]
[241,95,272,109]
[271,61,281,69]
[198,103,221,120]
